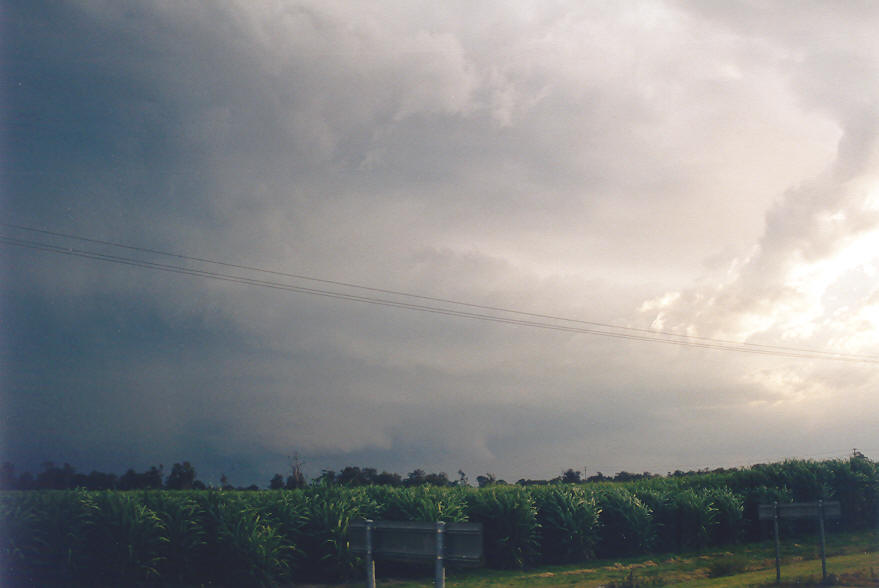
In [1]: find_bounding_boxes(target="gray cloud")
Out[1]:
[3,1,879,485]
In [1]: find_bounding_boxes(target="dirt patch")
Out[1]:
[560,568,597,575]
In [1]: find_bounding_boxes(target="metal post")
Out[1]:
[818,500,827,581]
[773,501,781,584]
[435,521,446,588]
[365,519,376,588]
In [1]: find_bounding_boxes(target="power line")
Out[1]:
[4,222,876,362]
[2,230,878,364]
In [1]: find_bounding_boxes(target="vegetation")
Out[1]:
[0,454,876,586]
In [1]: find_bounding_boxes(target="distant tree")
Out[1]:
[404,469,427,487]
[269,473,285,490]
[17,471,34,490]
[374,471,402,486]
[84,470,118,490]
[424,472,451,486]
[285,473,307,489]
[286,453,307,488]
[516,478,549,486]
[586,471,609,483]
[144,465,164,489]
[456,470,470,487]
[166,462,196,490]
[192,480,206,490]
[476,473,496,488]
[36,462,76,489]
[316,470,337,485]
[560,468,582,484]
[610,471,656,483]
[338,466,366,486]
[1,462,16,490]
[117,465,163,490]
[119,469,140,490]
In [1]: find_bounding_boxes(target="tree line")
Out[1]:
[1,460,747,492]
[0,461,211,491]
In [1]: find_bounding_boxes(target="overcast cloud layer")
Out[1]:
[3,1,879,486]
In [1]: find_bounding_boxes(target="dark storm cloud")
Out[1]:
[3,1,879,485]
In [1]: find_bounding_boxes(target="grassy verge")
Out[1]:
[323,530,878,587]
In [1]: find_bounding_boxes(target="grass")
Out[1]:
[321,530,878,587]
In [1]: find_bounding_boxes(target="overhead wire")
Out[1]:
[4,222,876,361]
[2,228,878,364]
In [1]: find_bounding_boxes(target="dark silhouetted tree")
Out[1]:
[374,471,402,486]
[17,472,34,490]
[0,462,16,490]
[119,469,139,490]
[269,473,285,489]
[405,469,427,487]
[285,473,306,489]
[424,472,451,486]
[316,469,337,485]
[84,470,118,490]
[35,462,76,489]
[561,468,582,484]
[337,466,367,486]
[145,465,164,489]
[286,453,307,489]
[166,462,196,490]
[118,465,164,490]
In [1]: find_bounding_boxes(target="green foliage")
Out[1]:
[594,486,655,558]
[705,487,744,545]
[635,487,725,551]
[87,491,167,584]
[210,496,293,586]
[465,486,539,569]
[370,485,468,522]
[824,456,879,530]
[141,490,207,584]
[16,489,97,584]
[0,455,876,585]
[531,485,600,564]
[295,485,377,581]
[0,495,41,584]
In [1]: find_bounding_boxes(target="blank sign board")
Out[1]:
[349,520,483,565]
[758,501,841,520]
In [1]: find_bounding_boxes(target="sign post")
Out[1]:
[818,500,827,581]
[435,521,445,588]
[364,519,375,588]
[772,502,780,584]
[350,520,483,588]
[758,500,841,584]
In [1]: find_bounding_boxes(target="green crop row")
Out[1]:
[1,457,876,586]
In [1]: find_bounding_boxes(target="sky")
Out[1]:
[2,0,879,487]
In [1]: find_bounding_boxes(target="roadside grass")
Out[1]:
[327,530,878,587]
